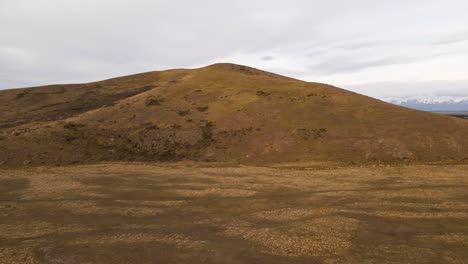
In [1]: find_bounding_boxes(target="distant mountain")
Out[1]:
[385,96,468,111]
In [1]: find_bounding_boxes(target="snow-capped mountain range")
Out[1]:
[383,96,468,112]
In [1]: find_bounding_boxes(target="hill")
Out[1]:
[1,63,468,166]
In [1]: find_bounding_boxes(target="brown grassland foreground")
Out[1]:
[0,162,467,264]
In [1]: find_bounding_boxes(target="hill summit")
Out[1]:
[1,63,468,166]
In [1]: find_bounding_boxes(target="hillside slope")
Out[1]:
[1,63,468,166]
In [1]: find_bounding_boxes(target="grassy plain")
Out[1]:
[1,163,467,263]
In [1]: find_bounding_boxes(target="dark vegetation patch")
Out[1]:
[15,92,25,99]
[177,110,191,116]
[199,121,215,145]
[3,85,156,129]
[83,84,102,89]
[256,91,270,97]
[227,64,262,75]
[63,123,87,130]
[145,124,159,130]
[0,178,30,197]
[218,127,254,137]
[15,86,66,100]
[31,102,66,111]
[64,135,79,143]
[145,96,165,106]
[196,106,209,112]
[307,92,329,99]
[214,63,279,78]
[238,65,258,75]
[139,85,158,90]
[127,126,204,162]
[297,128,327,140]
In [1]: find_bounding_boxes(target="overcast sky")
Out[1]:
[1,0,468,100]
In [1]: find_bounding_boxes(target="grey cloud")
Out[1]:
[334,40,381,51]
[0,0,468,103]
[307,57,403,75]
[261,56,274,61]
[344,80,468,100]
[433,31,468,45]
[307,54,444,75]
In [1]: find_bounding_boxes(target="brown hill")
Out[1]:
[1,63,468,166]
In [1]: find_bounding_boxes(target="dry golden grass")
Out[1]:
[69,233,207,250]
[0,163,467,263]
[250,207,338,221]
[223,216,359,257]
[172,188,257,198]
